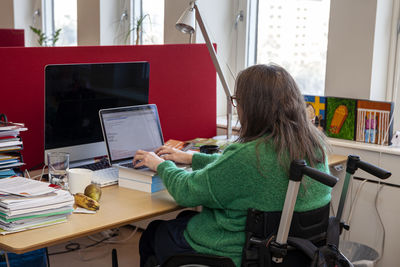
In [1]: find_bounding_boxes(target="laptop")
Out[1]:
[96,104,164,185]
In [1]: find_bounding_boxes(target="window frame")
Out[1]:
[130,0,143,45]
[387,1,400,132]
[42,0,54,44]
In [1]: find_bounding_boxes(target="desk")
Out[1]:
[0,154,346,255]
[0,186,180,254]
[327,154,347,166]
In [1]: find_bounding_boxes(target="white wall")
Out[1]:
[78,0,129,46]
[164,0,241,117]
[13,0,41,47]
[325,0,394,102]
[370,0,393,101]
[100,0,130,45]
[0,0,41,47]
[330,143,400,267]
[165,0,395,118]
[0,0,14,28]
[164,0,192,44]
[77,0,100,46]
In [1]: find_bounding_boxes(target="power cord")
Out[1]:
[87,226,138,244]
[374,183,385,262]
[343,179,368,241]
[78,226,138,262]
[48,235,115,256]
[25,165,47,181]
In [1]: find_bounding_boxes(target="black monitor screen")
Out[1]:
[45,62,150,150]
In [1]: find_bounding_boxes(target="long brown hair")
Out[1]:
[235,64,327,167]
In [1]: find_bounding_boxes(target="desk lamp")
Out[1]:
[176,1,234,140]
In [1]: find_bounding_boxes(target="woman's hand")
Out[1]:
[133,150,165,171]
[155,146,193,165]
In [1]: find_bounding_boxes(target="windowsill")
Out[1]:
[328,138,400,156]
[217,115,240,131]
[216,116,400,156]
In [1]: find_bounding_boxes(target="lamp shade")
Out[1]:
[175,4,196,34]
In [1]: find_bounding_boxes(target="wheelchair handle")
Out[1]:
[346,155,391,179]
[290,160,338,188]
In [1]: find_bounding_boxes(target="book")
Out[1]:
[0,169,16,178]
[164,139,186,150]
[0,145,22,152]
[0,176,55,196]
[0,206,73,222]
[0,122,27,131]
[0,215,68,235]
[0,178,74,234]
[118,166,161,183]
[118,177,165,193]
[0,140,22,148]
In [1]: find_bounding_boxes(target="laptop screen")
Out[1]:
[99,104,164,164]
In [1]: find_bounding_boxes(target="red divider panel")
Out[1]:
[0,44,216,169]
[0,29,24,47]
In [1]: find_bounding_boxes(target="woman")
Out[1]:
[133,64,331,266]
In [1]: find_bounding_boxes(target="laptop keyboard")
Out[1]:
[92,167,119,187]
[80,160,111,171]
[78,159,146,187]
[78,159,118,187]
[121,162,135,168]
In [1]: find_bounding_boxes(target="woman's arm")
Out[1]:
[157,144,242,208]
[157,161,224,208]
[191,153,220,170]
[155,145,220,170]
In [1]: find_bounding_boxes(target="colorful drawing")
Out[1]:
[356,100,393,145]
[326,98,356,140]
[304,95,326,130]
[330,105,348,134]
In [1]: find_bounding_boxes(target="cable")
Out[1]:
[87,226,138,244]
[48,242,81,256]
[77,228,136,262]
[374,183,385,263]
[344,178,368,241]
[24,165,47,181]
[48,236,111,256]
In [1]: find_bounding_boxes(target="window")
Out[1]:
[131,0,164,45]
[253,0,330,96]
[53,0,77,46]
[43,0,77,46]
[142,0,164,44]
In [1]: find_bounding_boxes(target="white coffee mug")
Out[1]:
[68,168,93,194]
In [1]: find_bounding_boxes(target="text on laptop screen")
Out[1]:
[102,106,164,162]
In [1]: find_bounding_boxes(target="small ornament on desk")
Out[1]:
[391,131,400,147]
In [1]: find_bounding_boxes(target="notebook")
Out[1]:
[98,104,164,184]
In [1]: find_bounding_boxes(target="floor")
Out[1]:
[48,225,142,267]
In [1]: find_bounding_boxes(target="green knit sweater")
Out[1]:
[157,139,331,266]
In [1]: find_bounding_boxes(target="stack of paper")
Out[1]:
[118,167,165,193]
[0,122,27,177]
[0,177,74,234]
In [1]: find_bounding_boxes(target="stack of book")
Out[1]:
[118,167,165,193]
[0,120,27,178]
[0,177,74,234]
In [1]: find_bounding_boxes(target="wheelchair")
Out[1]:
[161,155,391,267]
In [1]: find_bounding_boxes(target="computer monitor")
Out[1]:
[44,62,150,166]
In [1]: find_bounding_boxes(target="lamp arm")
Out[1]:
[194,3,233,140]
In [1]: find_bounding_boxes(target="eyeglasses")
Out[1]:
[230,95,239,107]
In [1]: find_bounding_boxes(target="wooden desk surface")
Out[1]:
[328,154,347,166]
[0,186,181,254]
[0,154,346,254]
